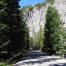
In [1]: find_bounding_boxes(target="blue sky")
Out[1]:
[19,0,46,7]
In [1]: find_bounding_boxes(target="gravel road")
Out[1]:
[14,50,66,66]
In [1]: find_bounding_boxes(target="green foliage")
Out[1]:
[35,2,46,9]
[20,2,46,12]
[35,4,42,9]
[27,6,33,11]
[3,0,24,58]
[0,0,10,59]
[20,7,27,12]
[42,6,65,55]
[0,0,30,62]
[29,37,35,49]
[20,6,33,12]
[0,62,12,66]
[47,0,55,5]
[20,12,30,51]
[35,2,47,9]
[30,26,44,50]
[24,25,30,50]
[35,26,44,49]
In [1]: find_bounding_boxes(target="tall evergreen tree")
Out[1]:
[0,0,30,60]
[20,10,30,51]
[24,25,30,51]
[4,0,23,56]
[0,0,8,48]
[42,6,64,55]
[0,0,10,59]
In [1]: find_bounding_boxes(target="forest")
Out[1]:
[0,0,66,66]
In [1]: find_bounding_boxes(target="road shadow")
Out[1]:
[21,50,51,60]
[14,50,62,66]
[50,63,66,66]
[22,57,60,65]
[20,50,61,65]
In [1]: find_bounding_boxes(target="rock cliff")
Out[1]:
[24,0,66,37]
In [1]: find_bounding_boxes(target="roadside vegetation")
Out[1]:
[0,0,66,65]
[42,6,66,56]
[30,26,44,50]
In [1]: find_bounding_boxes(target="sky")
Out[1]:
[19,0,46,7]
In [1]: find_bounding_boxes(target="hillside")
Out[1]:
[23,0,66,37]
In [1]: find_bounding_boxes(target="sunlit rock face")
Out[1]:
[26,6,48,37]
[26,0,66,37]
[54,0,66,27]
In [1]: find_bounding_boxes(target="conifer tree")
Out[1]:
[20,11,30,51]
[4,0,23,56]
[0,0,10,59]
[0,0,9,49]
[42,6,64,55]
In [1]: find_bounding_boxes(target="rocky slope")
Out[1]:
[25,0,66,37]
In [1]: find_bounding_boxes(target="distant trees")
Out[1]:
[47,0,55,5]
[30,26,44,50]
[42,6,65,55]
[35,3,46,9]
[35,26,44,49]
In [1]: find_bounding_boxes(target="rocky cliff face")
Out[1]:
[54,0,66,26]
[25,0,66,37]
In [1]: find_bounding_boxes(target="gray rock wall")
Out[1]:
[26,0,66,37]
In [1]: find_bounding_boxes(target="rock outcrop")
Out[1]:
[25,0,66,37]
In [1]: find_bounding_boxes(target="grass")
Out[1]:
[0,62,12,66]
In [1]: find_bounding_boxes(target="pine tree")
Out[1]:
[4,0,23,57]
[0,0,10,59]
[42,6,64,55]
[0,0,6,46]
[0,0,30,61]
[24,25,30,51]
[20,11,30,51]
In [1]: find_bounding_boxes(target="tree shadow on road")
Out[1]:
[22,57,60,65]
[20,50,61,65]
[14,50,62,66]
[50,63,66,66]
[22,50,51,60]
